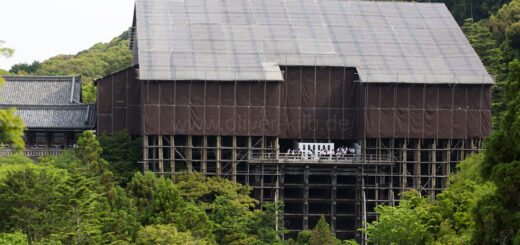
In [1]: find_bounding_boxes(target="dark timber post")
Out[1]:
[143,136,149,172]
[187,135,192,173]
[217,136,222,176]
[170,136,175,175]
[158,136,164,177]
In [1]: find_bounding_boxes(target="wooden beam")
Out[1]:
[143,136,149,172]
[158,136,164,177]
[187,135,192,173]
[170,135,175,175]
[216,136,221,176]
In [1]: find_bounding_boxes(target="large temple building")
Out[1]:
[95,0,493,240]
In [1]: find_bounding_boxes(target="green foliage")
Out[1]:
[0,231,28,244]
[74,131,113,189]
[143,177,184,225]
[8,29,132,103]
[136,224,201,245]
[126,171,161,215]
[296,230,312,245]
[310,216,341,245]
[0,40,14,57]
[0,107,25,150]
[96,186,141,244]
[9,61,41,74]
[0,154,33,165]
[0,164,69,244]
[362,191,436,245]
[98,130,142,186]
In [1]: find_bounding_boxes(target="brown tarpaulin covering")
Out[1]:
[97,66,492,139]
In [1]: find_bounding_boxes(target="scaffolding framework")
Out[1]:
[142,135,482,241]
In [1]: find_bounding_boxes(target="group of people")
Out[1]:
[286,145,357,156]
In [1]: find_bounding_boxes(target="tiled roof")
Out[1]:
[133,0,493,84]
[10,104,96,129]
[0,76,81,105]
[0,75,95,130]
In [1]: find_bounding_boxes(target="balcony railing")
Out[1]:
[0,148,65,157]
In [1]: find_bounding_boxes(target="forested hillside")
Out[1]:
[8,29,132,103]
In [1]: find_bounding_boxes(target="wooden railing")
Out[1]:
[0,148,65,157]
[252,152,392,163]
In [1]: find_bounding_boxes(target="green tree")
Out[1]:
[0,165,69,244]
[96,186,141,244]
[9,61,41,74]
[98,130,142,186]
[143,177,184,225]
[136,224,202,245]
[61,162,102,245]
[432,154,495,244]
[126,171,161,215]
[0,41,25,150]
[361,191,437,245]
[309,216,340,245]
[0,231,28,245]
[74,131,113,191]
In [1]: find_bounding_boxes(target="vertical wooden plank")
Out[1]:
[275,137,280,160]
[303,166,309,230]
[431,140,436,199]
[143,136,149,172]
[232,136,237,183]
[187,135,192,173]
[414,140,421,190]
[402,140,407,190]
[158,136,164,177]
[202,136,207,174]
[217,136,222,176]
[170,135,175,175]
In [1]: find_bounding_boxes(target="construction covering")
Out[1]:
[97,66,491,139]
[134,0,493,84]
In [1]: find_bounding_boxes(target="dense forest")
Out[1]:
[1,0,520,244]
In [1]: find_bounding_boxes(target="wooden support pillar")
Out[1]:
[232,136,237,183]
[248,136,252,161]
[390,139,395,206]
[158,136,164,177]
[202,136,207,174]
[378,138,382,162]
[260,164,265,206]
[460,140,465,162]
[414,140,421,190]
[363,139,367,163]
[187,136,192,173]
[331,166,337,234]
[402,140,407,190]
[279,166,285,240]
[216,136,222,176]
[151,136,157,173]
[275,137,280,160]
[261,136,266,160]
[303,166,309,230]
[170,136,175,175]
[431,140,437,199]
[143,136,149,172]
[444,140,451,187]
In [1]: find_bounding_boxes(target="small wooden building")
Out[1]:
[0,76,96,156]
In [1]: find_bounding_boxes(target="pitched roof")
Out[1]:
[0,76,81,105]
[0,76,95,130]
[133,0,493,84]
[12,105,96,130]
